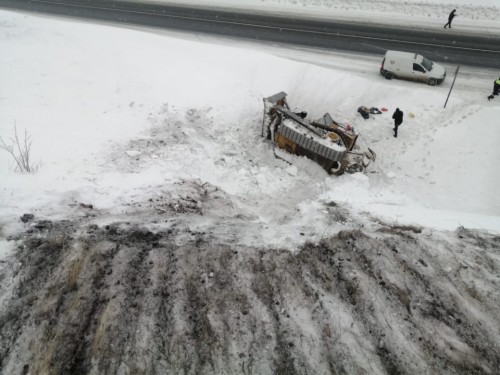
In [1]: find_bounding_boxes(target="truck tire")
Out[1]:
[330,161,341,174]
[384,72,394,80]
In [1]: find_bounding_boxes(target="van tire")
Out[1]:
[427,78,437,86]
[384,72,394,80]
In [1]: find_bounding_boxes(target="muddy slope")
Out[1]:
[0,220,499,375]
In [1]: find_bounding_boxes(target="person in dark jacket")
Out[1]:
[444,9,457,28]
[487,77,500,100]
[392,108,404,138]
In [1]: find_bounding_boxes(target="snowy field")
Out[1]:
[0,2,500,374]
[1,6,499,255]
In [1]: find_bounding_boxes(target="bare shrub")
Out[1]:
[0,123,39,173]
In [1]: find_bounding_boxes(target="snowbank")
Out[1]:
[133,0,500,34]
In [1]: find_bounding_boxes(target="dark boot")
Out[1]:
[488,95,494,100]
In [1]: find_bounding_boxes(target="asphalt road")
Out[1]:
[1,0,500,69]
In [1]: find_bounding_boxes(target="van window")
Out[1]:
[421,57,433,71]
[413,64,426,73]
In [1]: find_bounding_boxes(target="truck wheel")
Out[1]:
[384,72,394,80]
[427,78,437,86]
[330,161,341,174]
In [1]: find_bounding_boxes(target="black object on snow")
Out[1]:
[357,106,370,120]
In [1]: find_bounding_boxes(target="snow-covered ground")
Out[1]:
[1,2,500,374]
[1,6,499,257]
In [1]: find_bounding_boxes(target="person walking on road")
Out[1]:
[444,9,457,28]
[487,77,500,100]
[392,108,404,138]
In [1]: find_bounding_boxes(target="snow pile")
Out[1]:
[1,219,499,375]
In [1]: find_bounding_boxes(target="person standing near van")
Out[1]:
[392,108,404,138]
[487,77,500,100]
[444,9,457,29]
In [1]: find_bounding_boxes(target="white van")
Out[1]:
[380,50,446,86]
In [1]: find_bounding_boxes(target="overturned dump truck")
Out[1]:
[262,92,376,175]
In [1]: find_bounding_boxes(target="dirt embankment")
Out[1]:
[0,218,499,375]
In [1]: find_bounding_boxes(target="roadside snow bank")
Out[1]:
[0,219,499,374]
[136,0,500,34]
